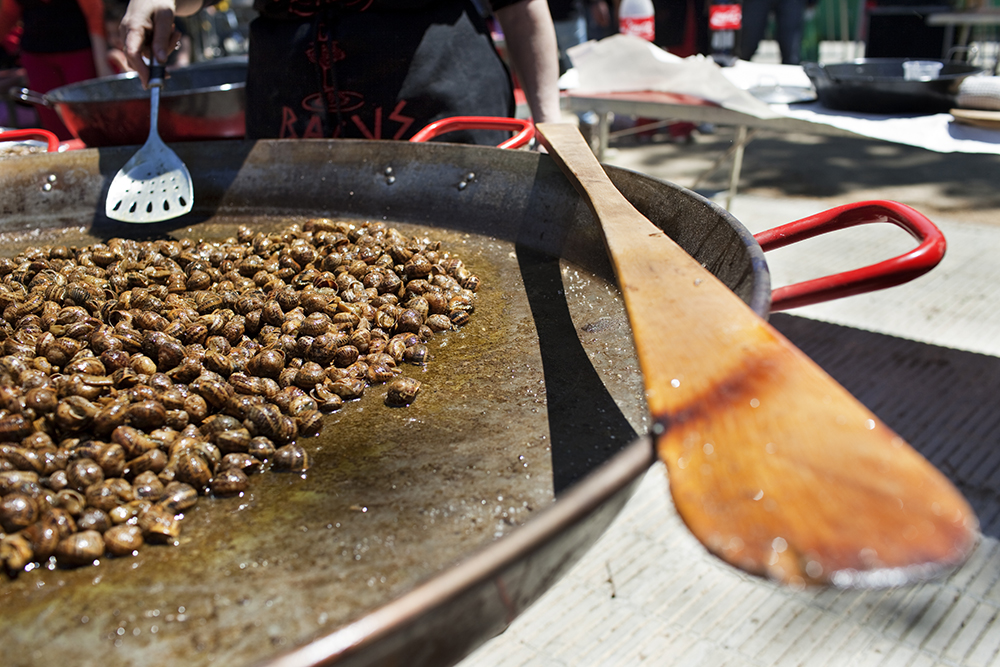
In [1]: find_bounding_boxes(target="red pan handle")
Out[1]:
[409,116,534,149]
[754,200,946,312]
[0,128,60,153]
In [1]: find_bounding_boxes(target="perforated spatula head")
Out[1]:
[105,62,193,223]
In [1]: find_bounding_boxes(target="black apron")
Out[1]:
[247,0,516,144]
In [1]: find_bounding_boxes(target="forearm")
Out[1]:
[495,0,561,125]
[175,0,206,17]
[90,33,114,78]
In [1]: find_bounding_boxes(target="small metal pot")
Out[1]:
[17,58,247,146]
[804,58,982,114]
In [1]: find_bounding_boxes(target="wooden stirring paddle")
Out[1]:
[535,123,977,587]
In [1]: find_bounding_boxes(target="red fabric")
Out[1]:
[0,0,23,44]
[77,0,106,37]
[1,25,20,55]
[20,48,97,140]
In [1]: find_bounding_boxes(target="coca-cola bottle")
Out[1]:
[618,0,655,42]
[708,0,742,66]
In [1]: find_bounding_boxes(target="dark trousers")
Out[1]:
[739,0,807,64]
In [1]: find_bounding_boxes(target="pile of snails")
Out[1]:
[0,218,480,574]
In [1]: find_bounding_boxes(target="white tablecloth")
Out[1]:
[562,36,1000,156]
[722,60,1000,155]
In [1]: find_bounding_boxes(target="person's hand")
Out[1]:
[120,0,184,86]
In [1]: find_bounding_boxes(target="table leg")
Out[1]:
[943,24,955,60]
[725,125,749,211]
[597,112,611,161]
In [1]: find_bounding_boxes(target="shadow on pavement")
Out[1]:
[772,312,1000,540]
[608,130,1000,217]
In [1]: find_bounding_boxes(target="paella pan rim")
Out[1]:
[265,436,657,667]
[42,58,248,105]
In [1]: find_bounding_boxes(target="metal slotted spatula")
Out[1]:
[105,60,193,223]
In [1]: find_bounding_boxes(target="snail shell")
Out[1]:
[125,399,167,431]
[77,507,113,533]
[55,530,105,567]
[0,470,39,495]
[294,362,327,389]
[0,414,34,442]
[129,354,158,376]
[184,394,210,423]
[210,468,248,496]
[424,291,449,315]
[138,505,180,542]
[111,425,159,458]
[300,312,331,337]
[133,470,166,501]
[172,451,214,490]
[247,436,276,460]
[425,314,454,332]
[65,457,103,492]
[0,492,39,532]
[22,510,61,560]
[214,428,252,454]
[108,499,153,525]
[158,482,199,513]
[200,414,243,440]
[92,400,130,436]
[54,395,99,432]
[85,478,135,512]
[1,533,34,572]
[23,387,58,415]
[247,348,285,379]
[385,377,421,407]
[219,452,261,474]
[55,488,86,517]
[384,338,407,362]
[244,403,298,444]
[104,523,144,557]
[271,443,310,472]
[296,410,324,438]
[403,343,430,364]
[331,377,366,400]
[125,449,168,476]
[366,361,399,385]
[191,376,234,409]
[286,394,318,417]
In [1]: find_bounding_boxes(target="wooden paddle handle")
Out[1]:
[536,122,977,587]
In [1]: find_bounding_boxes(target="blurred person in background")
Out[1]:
[0,0,114,138]
[105,0,131,72]
[549,0,610,73]
[739,0,809,64]
[120,0,561,145]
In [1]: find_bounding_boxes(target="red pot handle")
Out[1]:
[0,128,60,153]
[409,116,534,149]
[754,200,946,312]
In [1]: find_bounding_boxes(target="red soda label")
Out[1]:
[709,4,742,30]
[619,16,655,41]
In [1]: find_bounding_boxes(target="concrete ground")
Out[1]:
[601,125,1000,226]
[459,123,1000,666]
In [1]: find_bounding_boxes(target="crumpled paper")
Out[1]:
[563,34,783,120]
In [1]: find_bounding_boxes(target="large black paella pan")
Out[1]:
[0,138,772,667]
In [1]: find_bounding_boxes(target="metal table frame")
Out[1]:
[562,91,860,209]
[926,9,1000,71]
